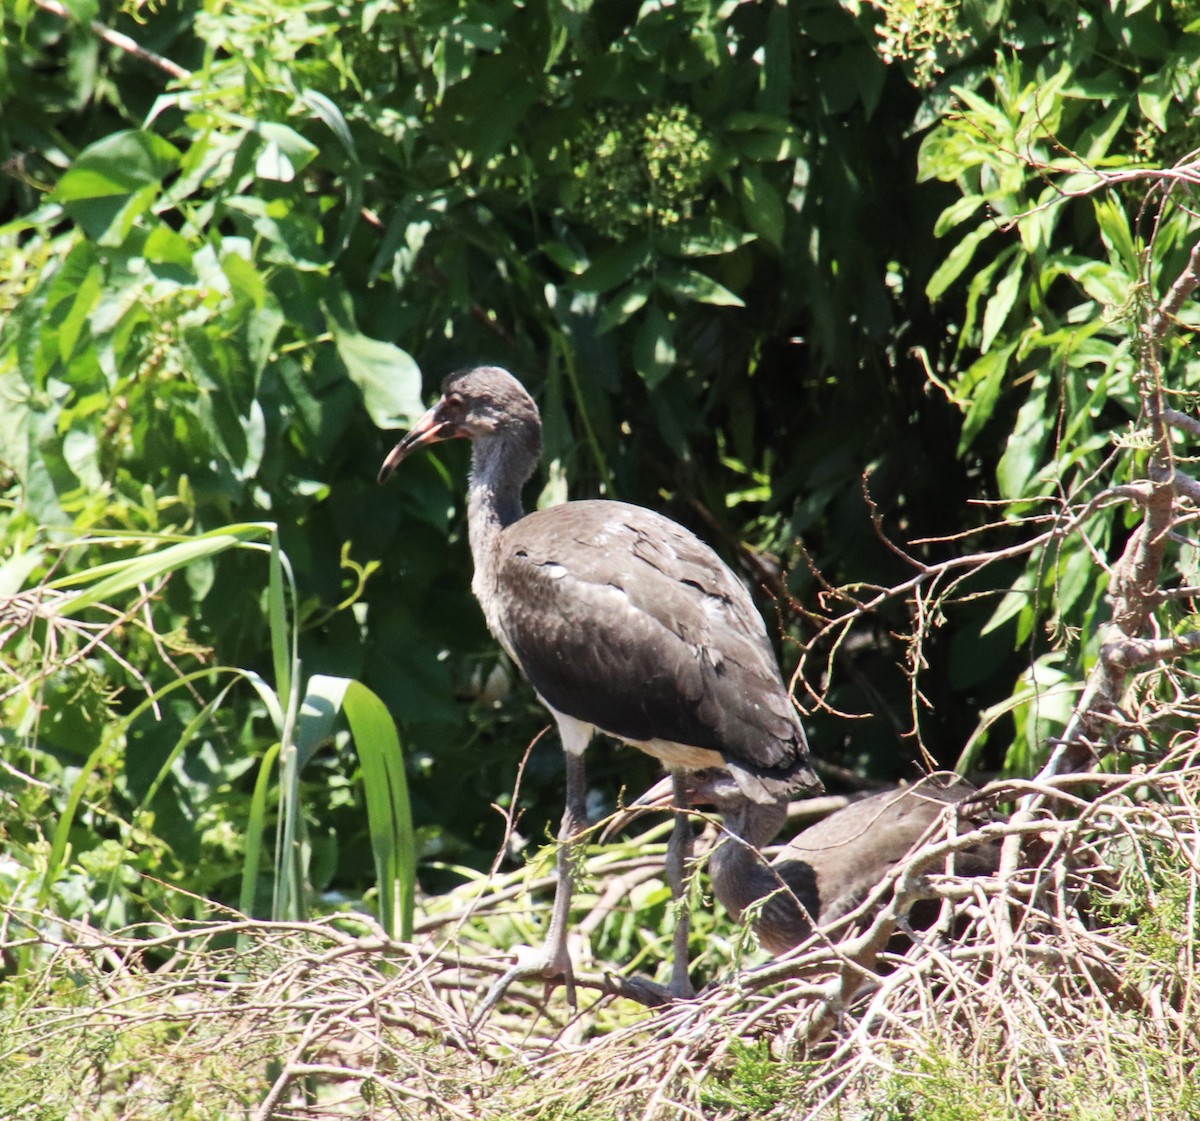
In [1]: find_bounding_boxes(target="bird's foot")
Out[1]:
[473,943,576,1026]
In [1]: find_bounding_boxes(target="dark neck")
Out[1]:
[709,799,817,943]
[466,429,538,562]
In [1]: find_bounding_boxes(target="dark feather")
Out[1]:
[492,500,814,795]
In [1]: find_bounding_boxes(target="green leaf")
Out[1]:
[302,675,415,940]
[934,194,985,238]
[41,739,110,907]
[1093,196,1138,274]
[1070,259,1131,308]
[52,129,181,202]
[240,742,281,919]
[737,167,785,251]
[1137,67,1173,132]
[52,129,180,242]
[996,374,1051,499]
[325,295,424,428]
[268,529,295,727]
[655,217,755,258]
[299,88,358,164]
[927,222,996,301]
[634,306,676,389]
[956,345,1014,452]
[45,525,273,616]
[0,548,44,597]
[981,571,1035,637]
[343,679,414,941]
[574,241,652,295]
[254,122,320,178]
[980,261,1022,353]
[597,278,653,333]
[102,682,238,923]
[658,267,745,307]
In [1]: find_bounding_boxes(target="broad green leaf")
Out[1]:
[255,122,320,175]
[658,267,745,307]
[1071,259,1132,307]
[343,679,414,940]
[934,194,985,238]
[996,375,1051,499]
[1137,67,1173,132]
[634,306,676,389]
[957,345,1015,452]
[737,167,785,251]
[0,548,44,597]
[1078,103,1128,163]
[980,262,1022,353]
[655,217,755,258]
[326,298,424,428]
[52,129,181,202]
[574,241,652,295]
[303,674,415,940]
[597,278,653,333]
[927,222,996,301]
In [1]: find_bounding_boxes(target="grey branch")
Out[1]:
[1152,236,1200,338]
[34,0,190,80]
[1163,408,1200,439]
[1103,630,1200,670]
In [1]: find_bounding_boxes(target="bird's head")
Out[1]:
[378,365,541,484]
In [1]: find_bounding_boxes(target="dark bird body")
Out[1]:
[691,772,999,955]
[484,499,811,796]
[379,365,819,1003]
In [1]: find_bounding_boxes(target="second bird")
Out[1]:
[378,365,821,1003]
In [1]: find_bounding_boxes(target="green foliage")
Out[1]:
[3,0,1200,952]
[917,3,1200,771]
[699,1039,814,1116]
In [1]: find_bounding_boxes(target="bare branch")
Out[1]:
[1104,630,1200,670]
[1162,407,1200,439]
[33,0,190,79]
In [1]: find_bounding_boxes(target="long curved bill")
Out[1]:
[598,769,733,842]
[377,402,456,484]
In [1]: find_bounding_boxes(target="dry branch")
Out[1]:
[4,753,1197,1120]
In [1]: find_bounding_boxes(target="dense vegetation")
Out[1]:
[2,1,1200,1114]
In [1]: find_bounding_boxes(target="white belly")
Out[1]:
[545,704,724,770]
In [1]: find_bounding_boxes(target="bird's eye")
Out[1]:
[444,392,465,415]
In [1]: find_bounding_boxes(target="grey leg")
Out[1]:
[539,750,586,1003]
[665,770,695,998]
[474,749,585,1023]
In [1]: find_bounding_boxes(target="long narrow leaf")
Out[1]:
[45,523,275,613]
[39,741,110,907]
[241,741,281,919]
[301,674,414,939]
[101,682,237,923]
[267,530,293,718]
[343,679,414,940]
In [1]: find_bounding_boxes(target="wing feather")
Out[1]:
[492,500,810,783]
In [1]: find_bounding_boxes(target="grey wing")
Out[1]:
[496,501,810,779]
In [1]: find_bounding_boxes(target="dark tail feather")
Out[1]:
[726,750,822,804]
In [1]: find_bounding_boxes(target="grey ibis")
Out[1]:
[377,365,820,1007]
[679,769,999,956]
